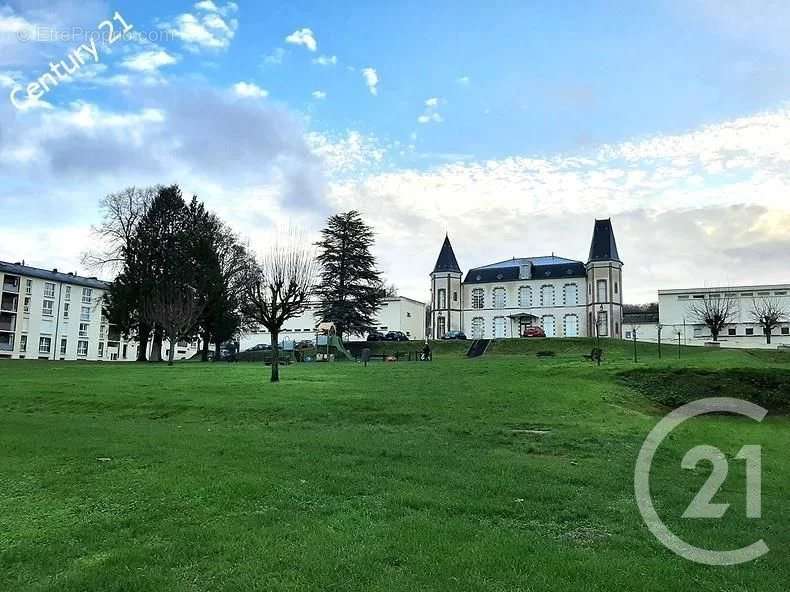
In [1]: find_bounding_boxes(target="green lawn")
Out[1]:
[1,339,789,591]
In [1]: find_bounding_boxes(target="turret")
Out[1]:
[585,219,623,338]
[430,235,463,339]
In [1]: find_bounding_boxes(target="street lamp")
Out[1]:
[657,323,663,359]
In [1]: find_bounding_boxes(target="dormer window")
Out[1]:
[519,263,531,280]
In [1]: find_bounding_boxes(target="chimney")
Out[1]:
[52,268,58,273]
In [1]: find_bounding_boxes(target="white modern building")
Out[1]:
[0,261,198,361]
[239,296,427,350]
[657,285,790,348]
[429,219,624,339]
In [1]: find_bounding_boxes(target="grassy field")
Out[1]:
[1,338,789,591]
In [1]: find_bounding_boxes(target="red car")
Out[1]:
[522,326,546,338]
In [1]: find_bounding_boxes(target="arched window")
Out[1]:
[596,280,607,303]
[493,316,506,338]
[541,285,555,307]
[518,286,532,307]
[471,288,484,309]
[563,284,578,305]
[471,317,484,339]
[493,287,506,309]
[437,289,446,309]
[542,315,556,337]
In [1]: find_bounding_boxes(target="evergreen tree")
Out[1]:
[315,211,383,340]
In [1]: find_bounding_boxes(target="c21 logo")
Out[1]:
[634,397,769,566]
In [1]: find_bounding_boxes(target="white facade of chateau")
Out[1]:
[0,261,197,361]
[429,219,624,340]
[239,296,427,350]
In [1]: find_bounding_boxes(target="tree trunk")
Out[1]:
[201,333,210,362]
[167,331,176,366]
[136,322,150,362]
[214,339,221,362]
[766,329,772,344]
[711,329,719,342]
[150,326,163,362]
[270,330,280,383]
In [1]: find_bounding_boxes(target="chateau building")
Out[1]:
[429,219,623,339]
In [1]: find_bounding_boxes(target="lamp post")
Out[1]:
[677,331,682,359]
[657,323,663,359]
[632,325,638,363]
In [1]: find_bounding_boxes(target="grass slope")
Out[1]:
[1,338,788,591]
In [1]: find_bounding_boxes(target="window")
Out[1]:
[82,288,93,304]
[563,284,578,306]
[540,285,554,307]
[493,287,506,308]
[98,342,104,358]
[775,291,787,296]
[25,279,32,295]
[597,311,609,336]
[519,263,531,280]
[39,336,51,354]
[81,306,91,322]
[563,314,579,337]
[471,317,484,339]
[64,286,71,301]
[63,303,70,319]
[493,316,506,338]
[694,327,703,337]
[678,295,689,300]
[44,282,55,298]
[437,289,446,309]
[23,297,30,314]
[99,324,106,339]
[614,282,619,295]
[42,299,54,316]
[471,288,484,309]
[79,323,89,337]
[625,331,632,339]
[436,317,446,338]
[542,315,556,337]
[60,338,67,355]
[782,327,789,335]
[77,340,88,356]
[453,291,458,302]
[518,286,532,307]
[728,328,736,336]
[596,279,607,303]
[746,327,754,336]
[20,334,27,352]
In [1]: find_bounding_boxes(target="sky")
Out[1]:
[1,0,790,303]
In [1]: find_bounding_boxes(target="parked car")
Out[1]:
[296,339,314,349]
[522,326,546,338]
[442,330,467,340]
[385,331,409,341]
[246,343,272,352]
[367,331,385,341]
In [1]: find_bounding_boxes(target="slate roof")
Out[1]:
[0,260,109,289]
[463,257,586,284]
[432,235,462,273]
[588,218,621,263]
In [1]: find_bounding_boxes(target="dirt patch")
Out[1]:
[618,368,790,413]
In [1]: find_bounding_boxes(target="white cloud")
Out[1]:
[457,76,470,85]
[263,47,286,65]
[312,90,327,100]
[362,67,379,96]
[418,97,443,124]
[232,81,268,98]
[162,1,238,52]
[312,55,337,66]
[121,50,179,72]
[425,97,440,108]
[285,28,317,52]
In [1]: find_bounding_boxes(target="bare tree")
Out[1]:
[243,236,316,383]
[82,186,157,273]
[687,292,737,342]
[143,282,204,366]
[751,297,788,344]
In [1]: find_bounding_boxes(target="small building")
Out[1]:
[658,285,790,348]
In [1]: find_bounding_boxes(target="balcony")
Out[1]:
[2,276,20,294]
[0,312,16,332]
[0,294,18,313]
[0,333,14,352]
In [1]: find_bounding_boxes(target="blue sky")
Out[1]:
[2,0,790,301]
